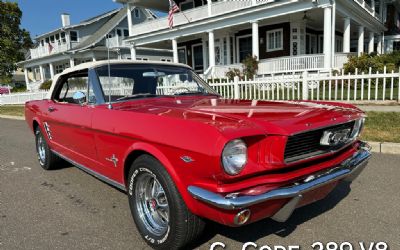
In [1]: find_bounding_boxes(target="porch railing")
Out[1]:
[30,43,70,59]
[258,54,325,75]
[131,0,274,37]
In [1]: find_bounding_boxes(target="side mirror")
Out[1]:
[72,91,86,105]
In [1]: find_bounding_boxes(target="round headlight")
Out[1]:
[350,118,365,139]
[222,139,247,175]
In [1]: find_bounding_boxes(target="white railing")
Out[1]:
[209,67,400,102]
[334,53,356,69]
[354,0,377,19]
[258,54,325,75]
[30,43,70,59]
[107,37,129,48]
[131,0,274,36]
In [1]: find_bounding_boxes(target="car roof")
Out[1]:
[47,60,192,99]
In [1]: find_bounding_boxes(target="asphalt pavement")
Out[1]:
[0,118,399,250]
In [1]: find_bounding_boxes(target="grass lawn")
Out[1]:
[0,105,399,143]
[361,112,400,143]
[0,105,24,117]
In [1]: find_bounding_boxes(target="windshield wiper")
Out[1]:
[174,91,218,96]
[116,93,158,101]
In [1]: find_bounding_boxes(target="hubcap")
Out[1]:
[37,134,46,164]
[135,173,169,236]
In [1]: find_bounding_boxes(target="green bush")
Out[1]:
[39,80,52,90]
[225,55,259,81]
[343,52,400,74]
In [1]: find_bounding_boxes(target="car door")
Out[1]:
[43,70,98,167]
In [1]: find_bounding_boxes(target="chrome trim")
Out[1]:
[188,142,371,211]
[51,150,126,191]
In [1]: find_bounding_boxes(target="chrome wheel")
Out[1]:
[135,172,169,236]
[37,134,46,164]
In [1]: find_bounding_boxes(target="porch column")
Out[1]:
[226,35,231,65]
[172,38,179,63]
[69,58,75,67]
[207,0,212,17]
[127,3,133,36]
[49,63,54,79]
[252,21,259,59]
[202,38,208,70]
[24,68,29,86]
[130,44,137,60]
[371,0,375,13]
[368,32,375,54]
[323,7,332,69]
[343,17,351,53]
[358,26,365,56]
[39,65,45,81]
[377,35,383,54]
[208,30,216,68]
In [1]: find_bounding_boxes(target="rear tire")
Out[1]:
[35,127,59,170]
[127,155,205,249]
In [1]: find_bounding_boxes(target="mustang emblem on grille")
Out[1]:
[320,128,351,146]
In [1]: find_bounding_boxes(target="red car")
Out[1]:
[25,61,371,249]
[0,86,11,95]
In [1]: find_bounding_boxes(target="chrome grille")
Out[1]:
[284,121,355,163]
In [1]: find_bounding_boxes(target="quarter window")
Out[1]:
[266,29,283,52]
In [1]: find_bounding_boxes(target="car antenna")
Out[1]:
[106,33,113,109]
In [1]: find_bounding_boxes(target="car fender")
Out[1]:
[122,142,200,214]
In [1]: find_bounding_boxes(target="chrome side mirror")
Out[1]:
[72,91,86,105]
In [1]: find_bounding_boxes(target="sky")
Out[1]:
[13,0,164,39]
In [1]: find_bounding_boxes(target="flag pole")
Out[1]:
[172,0,190,24]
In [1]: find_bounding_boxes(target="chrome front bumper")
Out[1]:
[188,142,371,222]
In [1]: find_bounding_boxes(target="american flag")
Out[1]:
[48,42,54,53]
[168,0,180,29]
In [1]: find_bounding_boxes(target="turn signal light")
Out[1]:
[234,209,251,225]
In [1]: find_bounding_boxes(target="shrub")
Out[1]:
[225,68,242,81]
[242,55,259,80]
[343,52,400,74]
[40,80,52,90]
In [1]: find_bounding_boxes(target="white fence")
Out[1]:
[1,68,399,105]
[208,68,400,102]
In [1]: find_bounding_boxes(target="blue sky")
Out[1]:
[14,0,164,39]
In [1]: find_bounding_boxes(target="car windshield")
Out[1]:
[95,64,218,102]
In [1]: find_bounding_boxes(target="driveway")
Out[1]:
[0,118,399,250]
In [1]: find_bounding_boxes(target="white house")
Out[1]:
[18,7,173,91]
[115,0,395,78]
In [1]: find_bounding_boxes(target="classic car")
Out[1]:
[0,85,11,95]
[25,60,371,249]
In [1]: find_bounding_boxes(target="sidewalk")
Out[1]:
[357,105,400,112]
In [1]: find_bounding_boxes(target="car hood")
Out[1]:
[113,97,364,136]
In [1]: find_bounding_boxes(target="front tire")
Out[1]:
[127,155,205,249]
[35,127,59,170]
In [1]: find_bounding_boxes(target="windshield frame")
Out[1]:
[94,63,219,104]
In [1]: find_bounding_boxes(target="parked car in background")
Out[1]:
[0,85,11,95]
[25,60,371,250]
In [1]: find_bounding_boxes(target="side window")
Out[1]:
[55,73,89,104]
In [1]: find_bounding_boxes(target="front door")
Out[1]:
[237,35,252,63]
[192,44,204,73]
[44,71,97,165]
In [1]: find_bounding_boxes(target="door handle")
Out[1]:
[48,106,56,112]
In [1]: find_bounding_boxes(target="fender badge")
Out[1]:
[106,154,118,167]
[180,156,194,163]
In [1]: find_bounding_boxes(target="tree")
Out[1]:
[0,1,33,83]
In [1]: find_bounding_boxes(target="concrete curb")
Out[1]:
[0,115,25,120]
[1,115,399,154]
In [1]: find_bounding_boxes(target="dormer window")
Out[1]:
[61,32,66,43]
[134,8,140,19]
[70,31,79,42]
[45,37,50,44]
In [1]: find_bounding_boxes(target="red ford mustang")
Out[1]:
[25,60,371,249]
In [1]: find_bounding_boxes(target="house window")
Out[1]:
[70,31,79,42]
[178,47,187,64]
[61,32,66,43]
[124,29,129,37]
[266,29,283,52]
[237,35,252,63]
[393,41,400,51]
[180,0,194,11]
[133,8,140,18]
[116,29,122,37]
